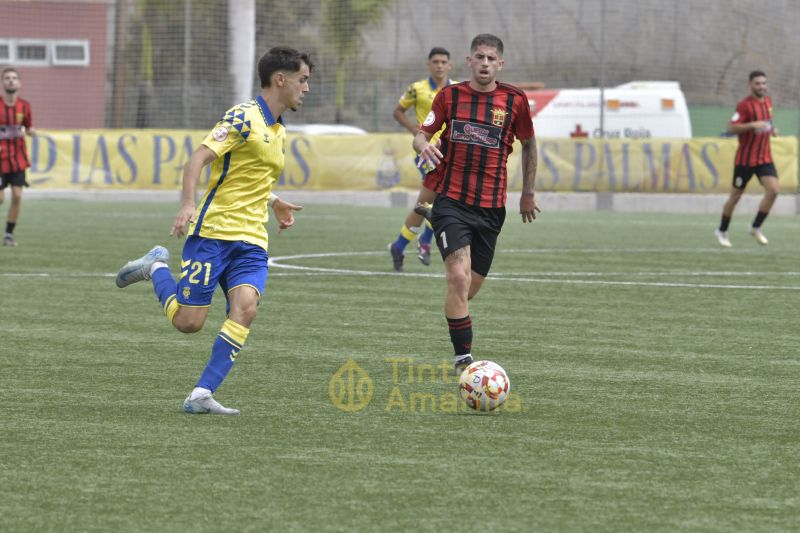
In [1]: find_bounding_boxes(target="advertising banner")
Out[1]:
[26,130,798,193]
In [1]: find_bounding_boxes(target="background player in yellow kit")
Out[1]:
[388,47,454,271]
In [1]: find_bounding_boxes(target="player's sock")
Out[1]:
[419,223,434,246]
[394,224,418,253]
[189,386,212,400]
[196,319,249,393]
[751,210,769,228]
[447,315,473,357]
[5,221,15,235]
[719,215,731,232]
[150,265,179,322]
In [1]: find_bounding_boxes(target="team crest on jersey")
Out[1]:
[212,124,230,142]
[16,112,24,123]
[423,111,435,127]
[182,287,191,299]
[491,107,507,126]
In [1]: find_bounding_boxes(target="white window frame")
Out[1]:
[13,39,49,66]
[0,39,11,63]
[51,39,90,67]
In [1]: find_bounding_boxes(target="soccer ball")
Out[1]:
[458,360,510,411]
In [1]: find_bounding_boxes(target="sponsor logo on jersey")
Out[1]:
[450,119,501,148]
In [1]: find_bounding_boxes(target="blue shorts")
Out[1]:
[177,236,268,307]
[414,155,435,180]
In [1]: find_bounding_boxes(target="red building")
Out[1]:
[0,0,108,128]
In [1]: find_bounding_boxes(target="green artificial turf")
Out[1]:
[1,200,798,532]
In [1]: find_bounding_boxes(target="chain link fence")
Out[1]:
[2,0,799,135]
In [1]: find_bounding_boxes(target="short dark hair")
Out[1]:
[749,70,766,81]
[428,47,450,60]
[258,47,314,88]
[470,34,504,56]
[1,67,19,77]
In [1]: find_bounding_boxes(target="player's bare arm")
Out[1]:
[393,104,418,135]
[519,137,540,223]
[270,195,304,234]
[728,121,771,134]
[171,145,217,238]
[413,130,443,168]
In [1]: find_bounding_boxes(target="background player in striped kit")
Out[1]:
[715,70,779,247]
[0,68,36,247]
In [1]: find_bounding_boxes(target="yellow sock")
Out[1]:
[220,318,250,349]
[164,295,179,323]
[400,224,418,241]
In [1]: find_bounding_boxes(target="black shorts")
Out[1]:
[732,163,777,190]
[431,195,506,277]
[0,171,29,190]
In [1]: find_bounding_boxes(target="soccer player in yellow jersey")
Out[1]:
[388,47,454,271]
[115,47,312,415]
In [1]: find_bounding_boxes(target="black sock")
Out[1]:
[719,215,731,232]
[447,316,472,357]
[5,221,15,235]
[752,211,768,228]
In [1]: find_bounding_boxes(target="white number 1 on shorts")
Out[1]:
[440,230,448,249]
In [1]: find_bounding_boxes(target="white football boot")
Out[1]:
[749,226,768,245]
[714,229,732,248]
[116,245,170,288]
[183,391,240,415]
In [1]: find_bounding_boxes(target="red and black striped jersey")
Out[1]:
[0,97,32,174]
[730,95,773,166]
[421,81,534,208]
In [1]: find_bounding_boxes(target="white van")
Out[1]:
[524,81,692,139]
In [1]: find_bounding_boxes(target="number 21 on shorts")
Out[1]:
[183,260,212,286]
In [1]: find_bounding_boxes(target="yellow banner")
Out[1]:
[27,130,798,193]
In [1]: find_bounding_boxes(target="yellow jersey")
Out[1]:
[398,77,455,125]
[189,96,284,252]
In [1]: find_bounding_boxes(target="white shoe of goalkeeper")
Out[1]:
[183,391,240,415]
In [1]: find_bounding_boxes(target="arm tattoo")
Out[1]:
[521,137,537,195]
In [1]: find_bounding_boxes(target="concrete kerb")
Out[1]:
[23,189,800,215]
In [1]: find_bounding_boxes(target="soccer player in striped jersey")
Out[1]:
[115,47,311,415]
[715,70,779,247]
[414,34,539,374]
[388,47,454,271]
[0,68,36,247]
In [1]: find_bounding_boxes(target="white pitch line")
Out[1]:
[501,247,760,254]
[485,276,800,291]
[266,250,800,291]
[489,271,800,277]
[0,272,115,278]
[3,247,799,291]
